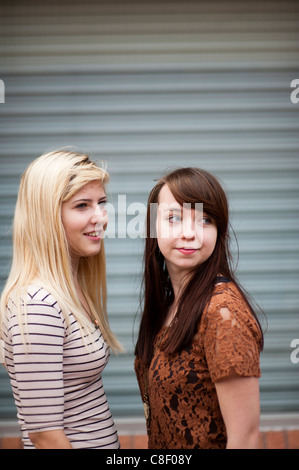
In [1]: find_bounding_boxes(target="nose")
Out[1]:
[180,212,203,246]
[91,205,108,228]
[181,216,196,240]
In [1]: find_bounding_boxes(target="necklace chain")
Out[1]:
[80,300,99,329]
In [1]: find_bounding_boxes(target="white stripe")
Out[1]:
[3,286,120,449]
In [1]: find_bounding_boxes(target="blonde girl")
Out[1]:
[0,150,122,449]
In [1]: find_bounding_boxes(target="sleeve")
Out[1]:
[9,297,65,433]
[203,285,262,383]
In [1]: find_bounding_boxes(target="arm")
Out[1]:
[29,429,73,449]
[9,292,67,447]
[215,375,260,449]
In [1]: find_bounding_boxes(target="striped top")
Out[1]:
[2,285,120,449]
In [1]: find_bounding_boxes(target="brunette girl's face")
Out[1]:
[156,184,218,280]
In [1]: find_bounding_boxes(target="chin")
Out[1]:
[81,247,102,258]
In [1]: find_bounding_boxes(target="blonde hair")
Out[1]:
[0,149,122,353]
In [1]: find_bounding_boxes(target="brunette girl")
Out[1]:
[135,167,264,449]
[0,150,122,449]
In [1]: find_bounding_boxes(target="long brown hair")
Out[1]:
[135,167,264,365]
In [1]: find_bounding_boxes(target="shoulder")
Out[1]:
[26,285,60,307]
[4,286,68,353]
[200,281,262,381]
[3,285,67,344]
[25,285,63,314]
[6,285,64,324]
[207,280,249,314]
[203,281,261,338]
[23,285,67,329]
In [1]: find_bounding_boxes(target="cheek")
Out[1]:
[157,237,168,257]
[156,220,176,253]
[205,229,218,252]
[62,222,75,245]
[156,215,180,240]
[62,213,82,240]
[157,232,179,263]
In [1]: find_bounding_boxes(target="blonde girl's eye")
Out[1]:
[76,203,87,209]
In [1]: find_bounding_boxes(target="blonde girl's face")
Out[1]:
[61,181,108,264]
[156,184,218,280]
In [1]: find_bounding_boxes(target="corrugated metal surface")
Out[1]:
[0,0,299,421]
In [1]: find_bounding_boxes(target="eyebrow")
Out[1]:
[160,203,186,212]
[72,196,107,204]
[159,208,181,215]
[160,204,204,214]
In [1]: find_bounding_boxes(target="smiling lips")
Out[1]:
[84,230,102,240]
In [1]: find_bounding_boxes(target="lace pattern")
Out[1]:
[135,281,262,449]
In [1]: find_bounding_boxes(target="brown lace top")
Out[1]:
[134,281,262,449]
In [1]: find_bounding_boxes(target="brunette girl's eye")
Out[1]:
[202,215,215,225]
[169,214,181,222]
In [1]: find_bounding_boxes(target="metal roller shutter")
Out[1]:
[0,0,298,430]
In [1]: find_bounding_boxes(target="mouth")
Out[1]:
[176,248,199,255]
[84,231,102,240]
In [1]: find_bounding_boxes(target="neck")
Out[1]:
[164,264,192,327]
[166,264,191,300]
